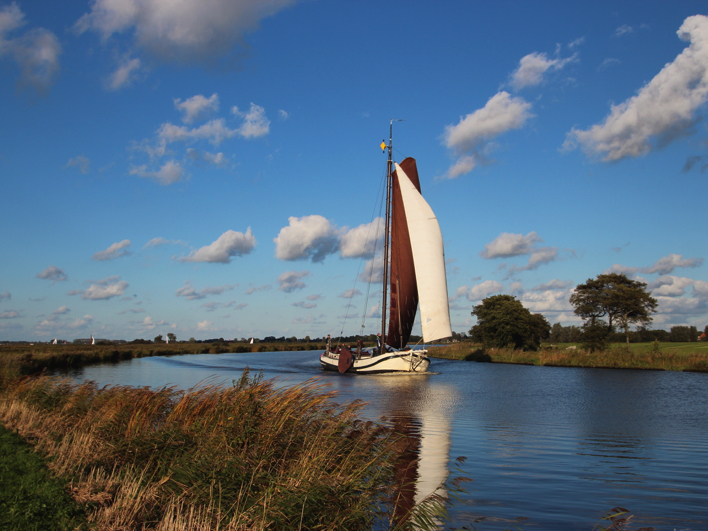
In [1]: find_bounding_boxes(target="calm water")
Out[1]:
[66,351,708,530]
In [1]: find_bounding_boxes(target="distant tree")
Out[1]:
[304,335,311,343]
[581,320,610,352]
[167,333,177,343]
[570,273,657,348]
[670,326,698,342]
[154,334,164,343]
[690,326,698,342]
[188,337,196,343]
[469,295,550,351]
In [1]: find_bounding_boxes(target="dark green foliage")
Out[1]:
[570,273,658,347]
[581,320,610,352]
[0,425,86,531]
[670,325,699,342]
[549,323,582,343]
[469,295,550,351]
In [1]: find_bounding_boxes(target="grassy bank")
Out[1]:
[0,342,331,388]
[429,341,708,372]
[0,369,446,530]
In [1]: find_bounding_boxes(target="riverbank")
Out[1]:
[428,341,708,372]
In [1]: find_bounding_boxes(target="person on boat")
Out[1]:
[356,339,363,358]
[326,334,331,353]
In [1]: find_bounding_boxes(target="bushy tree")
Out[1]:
[154,334,164,343]
[167,333,177,343]
[570,273,657,348]
[470,295,550,351]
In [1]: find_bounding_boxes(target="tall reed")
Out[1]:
[0,369,413,530]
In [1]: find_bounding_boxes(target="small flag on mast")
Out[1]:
[380,140,386,152]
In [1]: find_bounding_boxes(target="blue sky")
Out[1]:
[1,0,707,342]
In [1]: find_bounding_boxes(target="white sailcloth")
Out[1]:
[395,163,452,342]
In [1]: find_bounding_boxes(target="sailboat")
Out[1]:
[320,123,451,374]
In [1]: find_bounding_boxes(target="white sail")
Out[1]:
[395,163,452,343]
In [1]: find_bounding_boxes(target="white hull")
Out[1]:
[320,349,430,374]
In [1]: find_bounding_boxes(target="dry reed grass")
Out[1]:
[0,369,408,530]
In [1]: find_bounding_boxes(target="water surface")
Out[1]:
[67,351,708,530]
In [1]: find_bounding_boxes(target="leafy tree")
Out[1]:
[581,320,609,352]
[670,326,698,342]
[570,273,657,348]
[154,334,164,343]
[167,333,177,343]
[470,295,550,351]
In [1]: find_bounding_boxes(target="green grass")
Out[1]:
[0,425,86,531]
[429,341,708,372]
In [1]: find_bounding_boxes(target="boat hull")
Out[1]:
[320,349,430,374]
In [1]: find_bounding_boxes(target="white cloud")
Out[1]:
[274,215,340,262]
[643,253,704,275]
[232,103,270,138]
[531,279,571,291]
[339,218,383,259]
[615,24,635,37]
[81,278,129,300]
[510,51,577,90]
[481,232,542,259]
[0,310,20,319]
[565,15,708,161]
[606,253,704,277]
[245,284,271,294]
[293,301,317,309]
[648,276,694,297]
[0,3,61,95]
[92,240,132,261]
[442,91,533,178]
[520,289,574,314]
[107,56,141,90]
[197,320,216,331]
[75,0,297,67]
[36,265,67,283]
[450,285,470,302]
[340,289,361,299]
[179,228,256,263]
[52,305,70,315]
[130,160,186,185]
[277,270,310,293]
[176,281,236,300]
[158,119,238,146]
[359,253,384,284]
[467,280,504,301]
[174,93,219,123]
[0,291,10,301]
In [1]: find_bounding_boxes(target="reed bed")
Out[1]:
[0,369,429,530]
[429,342,708,372]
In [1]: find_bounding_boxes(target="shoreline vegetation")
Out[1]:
[1,341,703,529]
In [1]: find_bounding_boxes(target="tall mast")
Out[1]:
[380,119,401,354]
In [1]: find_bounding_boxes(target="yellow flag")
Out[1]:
[380,141,386,152]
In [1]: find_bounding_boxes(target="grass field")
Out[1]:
[428,341,708,372]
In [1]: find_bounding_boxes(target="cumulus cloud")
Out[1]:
[530,279,571,291]
[442,91,533,178]
[510,50,577,90]
[0,3,61,95]
[293,301,317,309]
[75,0,297,68]
[92,240,131,261]
[278,270,310,293]
[481,232,542,259]
[648,275,694,297]
[0,310,20,319]
[339,218,383,259]
[274,215,340,262]
[130,160,186,185]
[179,228,255,263]
[175,93,219,123]
[176,281,237,300]
[519,289,574,314]
[36,265,68,283]
[615,24,635,37]
[359,253,384,284]
[80,277,129,300]
[232,103,270,138]
[565,15,708,161]
[467,280,504,301]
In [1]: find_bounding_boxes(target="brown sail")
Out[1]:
[387,157,421,348]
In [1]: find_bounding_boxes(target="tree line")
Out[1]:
[469,272,705,351]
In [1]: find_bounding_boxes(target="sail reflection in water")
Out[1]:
[66,351,708,530]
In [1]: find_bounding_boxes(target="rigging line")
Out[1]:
[337,157,388,341]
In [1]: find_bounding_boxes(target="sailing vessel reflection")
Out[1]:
[366,374,456,524]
